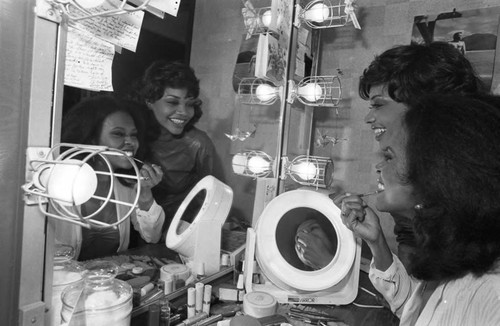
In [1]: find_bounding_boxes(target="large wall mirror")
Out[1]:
[60,0,320,230]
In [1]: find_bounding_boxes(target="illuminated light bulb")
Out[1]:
[47,159,98,206]
[261,10,272,27]
[291,162,318,181]
[247,156,271,174]
[298,83,323,102]
[255,84,277,102]
[304,3,331,23]
[232,153,248,174]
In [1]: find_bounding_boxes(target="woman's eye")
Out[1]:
[369,103,382,110]
[383,153,393,162]
[187,98,201,107]
[165,100,179,106]
[111,131,125,137]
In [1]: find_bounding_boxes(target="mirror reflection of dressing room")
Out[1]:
[3,0,500,325]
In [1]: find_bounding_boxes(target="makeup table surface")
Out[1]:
[117,244,399,326]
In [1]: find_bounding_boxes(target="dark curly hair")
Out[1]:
[403,94,500,281]
[359,42,486,105]
[61,94,148,162]
[130,61,203,134]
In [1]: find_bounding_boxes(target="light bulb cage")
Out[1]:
[46,0,151,21]
[298,0,355,29]
[232,150,274,179]
[22,143,142,229]
[289,75,342,107]
[243,6,275,35]
[284,155,334,188]
[238,77,282,106]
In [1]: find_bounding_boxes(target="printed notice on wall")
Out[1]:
[69,0,144,52]
[64,26,115,92]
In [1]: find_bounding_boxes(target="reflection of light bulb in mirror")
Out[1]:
[255,84,277,102]
[47,159,98,206]
[232,153,248,174]
[248,156,271,174]
[291,162,318,181]
[298,83,323,102]
[261,10,272,27]
[304,3,330,23]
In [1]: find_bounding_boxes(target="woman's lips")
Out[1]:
[373,127,386,140]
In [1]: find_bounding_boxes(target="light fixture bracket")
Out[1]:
[24,147,52,205]
[36,0,63,23]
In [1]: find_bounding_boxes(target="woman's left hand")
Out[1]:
[336,193,383,244]
[296,230,334,270]
[136,163,162,211]
[139,163,163,189]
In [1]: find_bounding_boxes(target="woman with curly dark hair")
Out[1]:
[338,94,500,325]
[357,42,487,267]
[57,95,165,260]
[130,61,215,234]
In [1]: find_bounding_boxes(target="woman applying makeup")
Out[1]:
[56,95,165,260]
[338,94,500,325]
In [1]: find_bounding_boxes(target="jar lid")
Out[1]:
[160,264,190,281]
[121,263,135,271]
[132,266,144,275]
[242,291,277,318]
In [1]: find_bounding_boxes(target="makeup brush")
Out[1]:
[359,190,381,197]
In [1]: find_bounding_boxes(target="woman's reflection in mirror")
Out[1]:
[57,95,165,260]
[128,61,216,239]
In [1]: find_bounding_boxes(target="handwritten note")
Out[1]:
[64,26,115,92]
[129,0,181,18]
[69,0,144,52]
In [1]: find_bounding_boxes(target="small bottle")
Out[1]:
[236,274,245,303]
[233,260,243,285]
[148,303,160,326]
[187,287,196,318]
[221,253,230,268]
[195,282,204,314]
[195,262,206,281]
[159,298,171,326]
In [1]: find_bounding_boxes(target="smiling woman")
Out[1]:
[56,95,165,260]
[337,94,500,326]
[128,61,216,236]
[357,41,488,268]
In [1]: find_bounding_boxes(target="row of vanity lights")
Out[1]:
[233,0,361,188]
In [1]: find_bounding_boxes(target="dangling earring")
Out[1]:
[414,204,424,211]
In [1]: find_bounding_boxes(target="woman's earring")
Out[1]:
[414,204,424,211]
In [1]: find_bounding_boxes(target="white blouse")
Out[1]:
[54,179,165,259]
[369,254,500,326]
